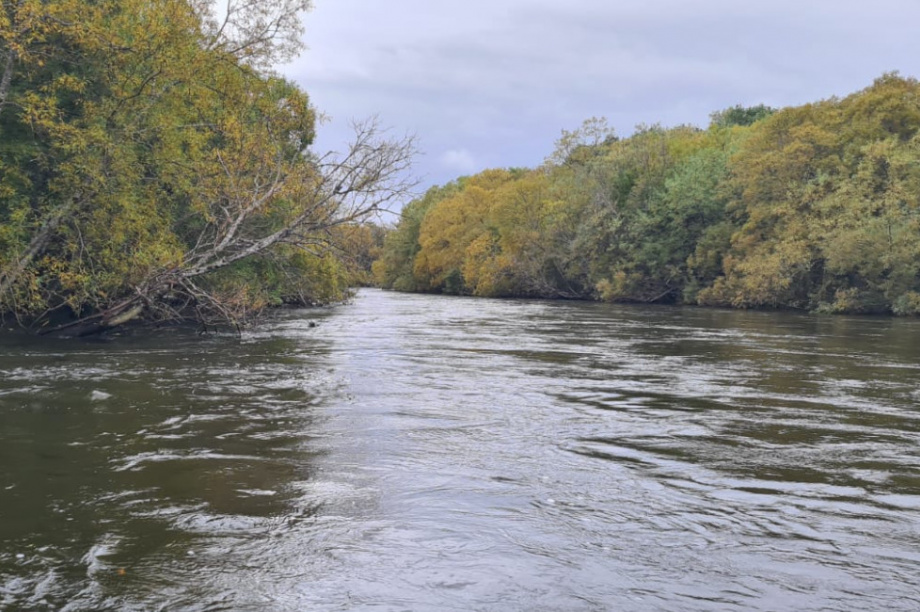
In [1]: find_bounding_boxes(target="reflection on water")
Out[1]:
[1,290,919,611]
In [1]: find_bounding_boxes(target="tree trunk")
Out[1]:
[0,47,14,118]
[0,200,75,298]
[39,298,146,338]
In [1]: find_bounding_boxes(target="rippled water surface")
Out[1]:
[2,289,920,611]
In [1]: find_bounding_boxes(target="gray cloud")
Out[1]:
[439,148,478,174]
[282,0,920,193]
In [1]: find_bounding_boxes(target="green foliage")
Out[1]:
[373,182,464,292]
[710,104,777,128]
[702,73,920,313]
[1,0,410,332]
[375,74,920,317]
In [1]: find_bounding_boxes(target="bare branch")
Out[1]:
[195,0,312,71]
[180,118,417,279]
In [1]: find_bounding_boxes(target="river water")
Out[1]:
[1,289,919,611]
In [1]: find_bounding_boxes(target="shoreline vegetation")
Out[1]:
[372,74,920,318]
[3,5,919,339]
[0,0,410,337]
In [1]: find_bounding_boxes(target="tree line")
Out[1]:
[0,0,412,335]
[374,74,920,316]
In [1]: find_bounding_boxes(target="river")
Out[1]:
[1,289,919,611]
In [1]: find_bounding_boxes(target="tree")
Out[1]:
[710,104,776,128]
[700,74,920,313]
[373,181,462,291]
[0,0,417,334]
[413,170,515,294]
[546,116,617,167]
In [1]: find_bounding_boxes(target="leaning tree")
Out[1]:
[0,0,416,335]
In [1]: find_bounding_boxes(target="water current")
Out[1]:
[1,289,919,611]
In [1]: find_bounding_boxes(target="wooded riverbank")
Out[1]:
[374,74,920,317]
[0,0,409,335]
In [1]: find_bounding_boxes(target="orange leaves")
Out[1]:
[414,173,515,293]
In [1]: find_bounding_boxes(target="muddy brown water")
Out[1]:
[1,289,919,611]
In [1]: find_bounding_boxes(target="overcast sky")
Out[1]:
[280,0,920,194]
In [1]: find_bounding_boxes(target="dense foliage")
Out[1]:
[0,0,412,334]
[375,74,920,315]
